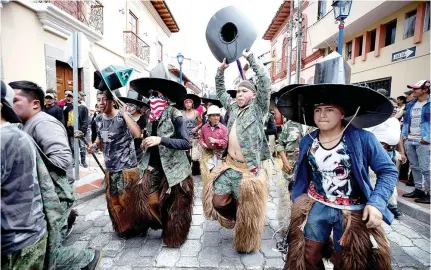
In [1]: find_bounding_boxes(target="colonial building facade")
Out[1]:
[1,0,180,107]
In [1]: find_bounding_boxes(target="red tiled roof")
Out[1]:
[150,0,180,33]
[263,0,292,40]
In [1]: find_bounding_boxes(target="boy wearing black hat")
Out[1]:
[1,81,48,270]
[279,54,397,270]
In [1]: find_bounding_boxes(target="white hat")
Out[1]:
[407,79,430,89]
[207,105,221,115]
[45,92,55,99]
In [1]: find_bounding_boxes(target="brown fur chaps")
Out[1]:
[105,168,153,234]
[202,155,268,252]
[284,194,391,270]
[159,176,194,247]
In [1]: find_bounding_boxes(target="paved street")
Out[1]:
[66,168,431,270]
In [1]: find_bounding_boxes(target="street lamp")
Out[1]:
[331,0,352,55]
[177,52,184,84]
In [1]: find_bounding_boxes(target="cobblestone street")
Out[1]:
[66,170,431,270]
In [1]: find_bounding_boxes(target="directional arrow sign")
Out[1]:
[392,46,416,62]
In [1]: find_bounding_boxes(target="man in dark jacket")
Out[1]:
[63,90,89,167]
[44,89,64,125]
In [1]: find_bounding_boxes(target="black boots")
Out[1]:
[415,195,431,204]
[388,204,402,219]
[403,189,426,199]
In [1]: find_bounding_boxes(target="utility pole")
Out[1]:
[295,0,303,84]
[72,32,80,180]
[287,0,294,85]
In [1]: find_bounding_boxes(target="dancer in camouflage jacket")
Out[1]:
[203,50,271,252]
[130,66,194,248]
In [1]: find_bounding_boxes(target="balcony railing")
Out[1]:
[123,31,150,63]
[271,42,308,81]
[40,1,104,35]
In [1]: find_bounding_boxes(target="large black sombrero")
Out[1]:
[176,94,202,110]
[129,62,186,103]
[118,89,147,107]
[272,84,304,101]
[277,84,393,128]
[201,96,222,108]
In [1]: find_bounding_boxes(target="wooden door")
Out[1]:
[56,61,81,100]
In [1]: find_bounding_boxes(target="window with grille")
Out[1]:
[346,41,352,59]
[385,20,397,46]
[157,42,163,62]
[424,2,430,32]
[403,10,417,39]
[129,11,138,34]
[370,29,376,52]
[358,36,364,56]
[317,0,326,20]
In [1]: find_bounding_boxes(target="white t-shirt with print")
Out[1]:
[408,100,426,141]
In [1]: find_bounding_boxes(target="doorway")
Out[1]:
[56,61,81,100]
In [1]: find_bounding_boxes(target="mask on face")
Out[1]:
[126,104,137,114]
[148,97,167,122]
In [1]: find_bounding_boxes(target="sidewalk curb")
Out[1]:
[397,197,430,225]
[75,186,105,206]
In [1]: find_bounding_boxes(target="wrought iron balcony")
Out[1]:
[123,31,150,63]
[40,0,104,35]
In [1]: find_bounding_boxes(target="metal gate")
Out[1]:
[353,77,392,96]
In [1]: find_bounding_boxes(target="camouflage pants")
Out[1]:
[109,171,124,196]
[53,245,94,270]
[282,154,297,188]
[147,167,164,194]
[213,168,242,201]
[1,233,48,270]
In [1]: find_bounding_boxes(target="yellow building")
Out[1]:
[265,0,430,98]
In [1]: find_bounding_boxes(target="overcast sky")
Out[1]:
[166,0,283,89]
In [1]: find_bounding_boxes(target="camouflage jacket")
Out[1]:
[34,142,75,270]
[140,106,191,187]
[276,120,303,155]
[216,54,272,170]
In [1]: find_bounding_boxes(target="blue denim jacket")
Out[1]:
[292,125,398,224]
[401,96,431,143]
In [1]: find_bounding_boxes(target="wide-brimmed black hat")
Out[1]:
[176,94,202,109]
[1,81,21,123]
[227,90,236,98]
[277,52,393,128]
[201,97,222,108]
[272,84,304,101]
[118,89,147,107]
[130,78,186,103]
[130,62,186,103]
[277,84,393,128]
